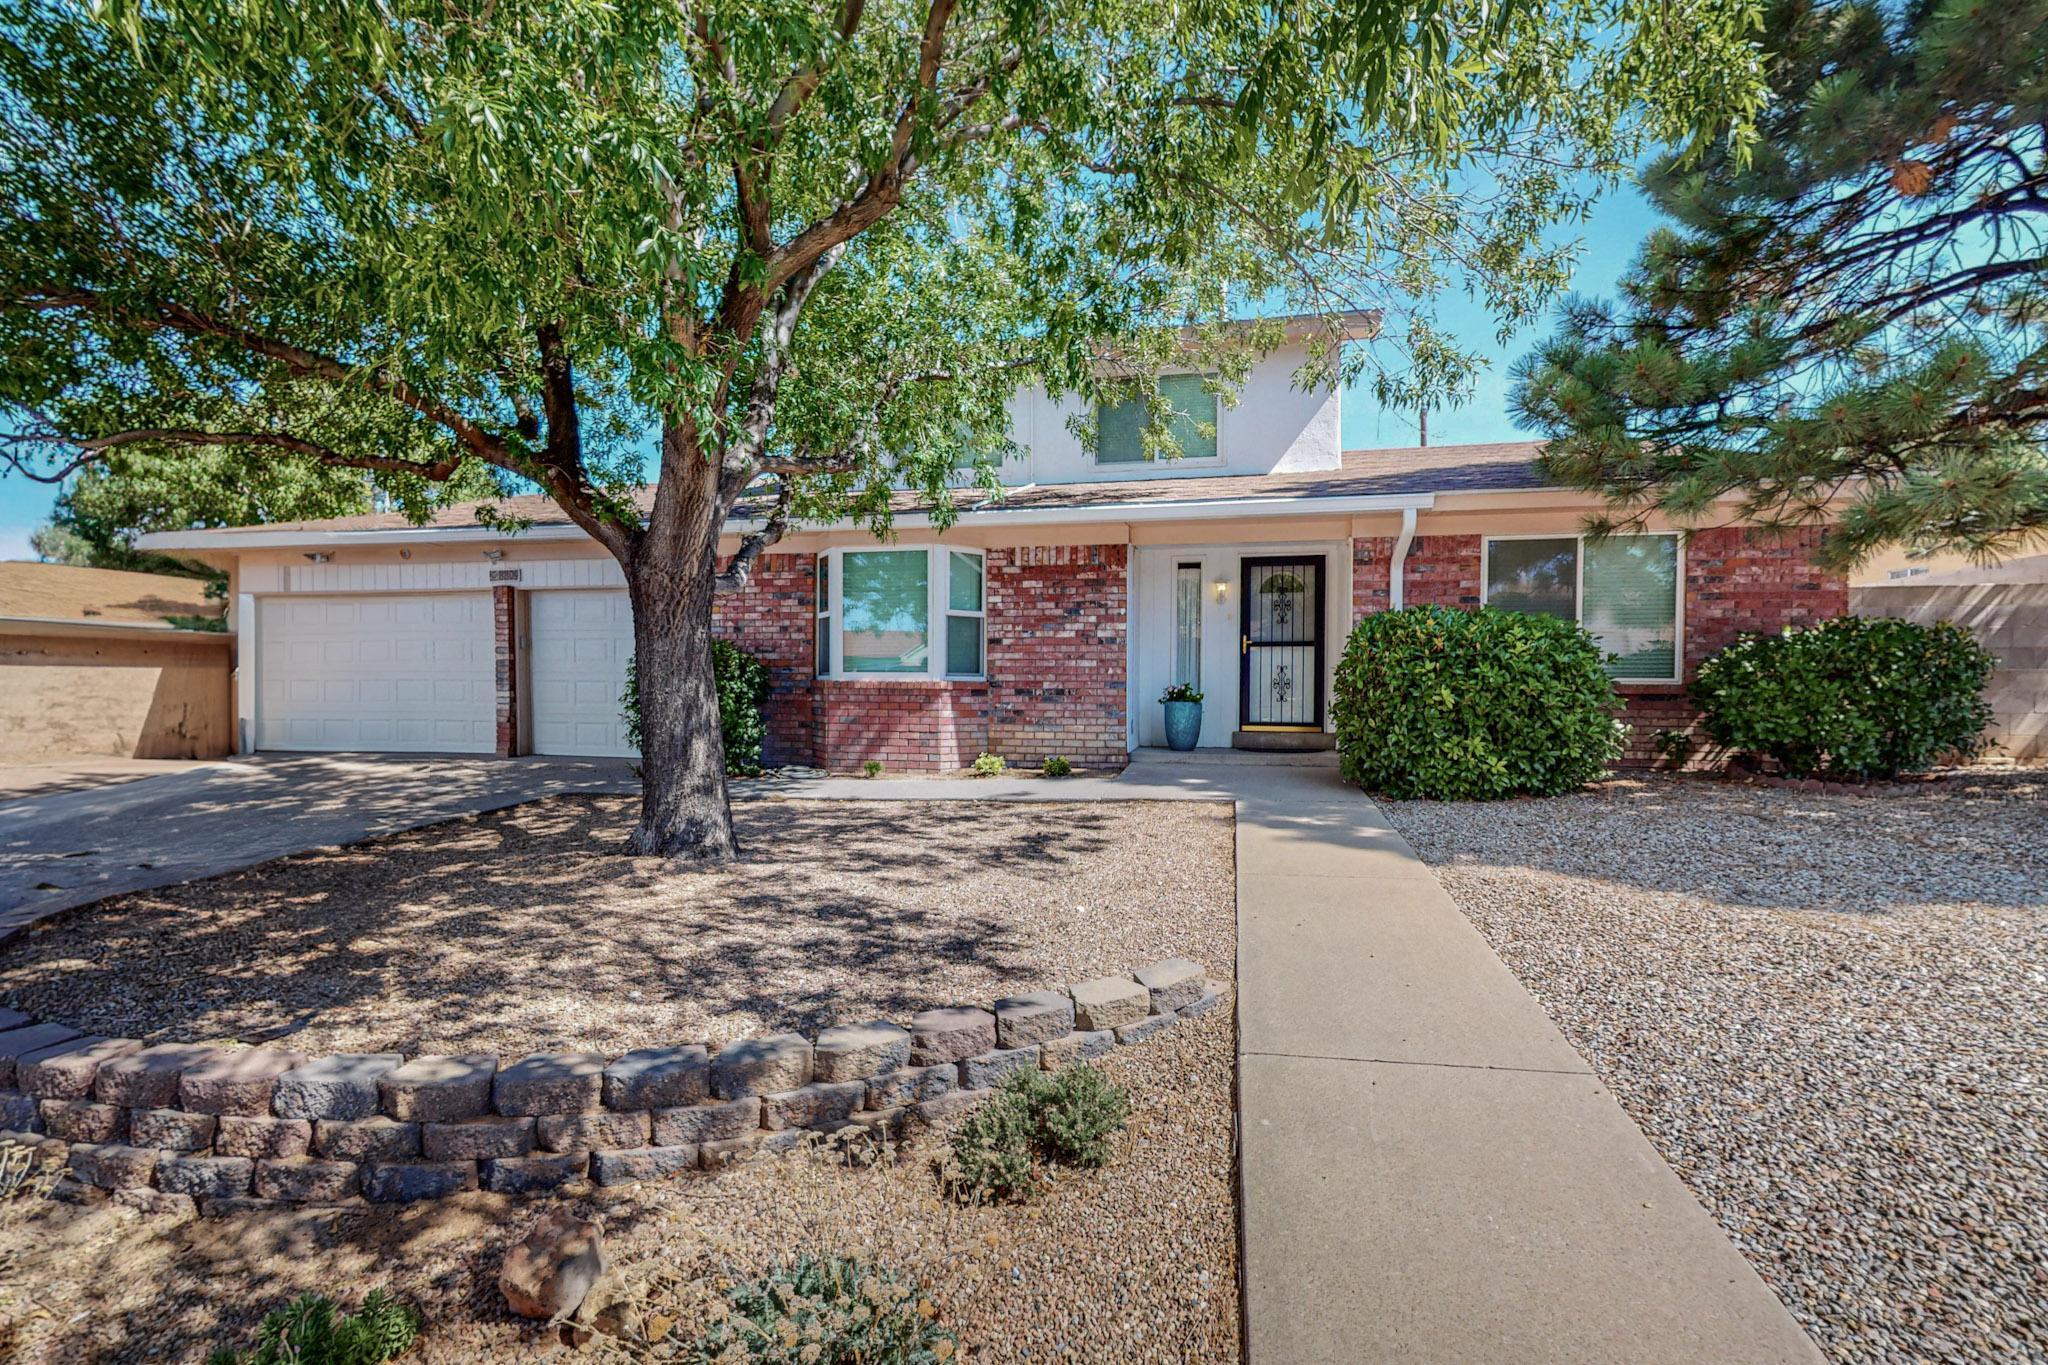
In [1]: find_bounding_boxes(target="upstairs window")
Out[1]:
[1482,534,1681,682]
[1096,374,1219,465]
[819,547,986,680]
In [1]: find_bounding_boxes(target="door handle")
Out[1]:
[1241,634,1250,654]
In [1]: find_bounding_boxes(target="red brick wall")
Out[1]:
[711,554,818,768]
[1346,527,1849,768]
[814,679,991,770]
[1403,535,1483,608]
[493,585,518,758]
[985,545,1129,768]
[1353,536,1394,620]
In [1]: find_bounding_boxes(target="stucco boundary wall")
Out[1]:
[0,960,1224,1211]
[0,618,233,764]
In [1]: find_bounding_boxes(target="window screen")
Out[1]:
[1584,536,1679,680]
[1096,374,1218,464]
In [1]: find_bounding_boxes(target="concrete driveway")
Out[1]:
[0,753,638,936]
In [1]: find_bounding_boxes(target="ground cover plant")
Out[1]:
[1333,606,1623,799]
[205,1291,419,1365]
[687,1253,956,1363]
[945,1064,1133,1203]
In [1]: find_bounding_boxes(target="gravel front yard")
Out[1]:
[1382,770,2048,1364]
[0,1004,1239,1364]
[0,796,1236,1056]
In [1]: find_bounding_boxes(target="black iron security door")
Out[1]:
[1239,556,1325,729]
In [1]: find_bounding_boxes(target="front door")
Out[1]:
[1239,555,1325,730]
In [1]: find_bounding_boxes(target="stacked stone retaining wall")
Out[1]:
[0,960,1224,1212]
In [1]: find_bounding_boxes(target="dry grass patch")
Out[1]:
[0,796,1235,1056]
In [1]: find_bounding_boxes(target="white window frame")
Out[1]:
[1480,532,1686,685]
[817,545,987,681]
[1093,371,1226,469]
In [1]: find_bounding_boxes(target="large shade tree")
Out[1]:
[1,0,1762,859]
[1514,0,2048,568]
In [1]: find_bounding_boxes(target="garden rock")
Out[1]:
[500,1208,606,1321]
[127,1108,215,1151]
[537,1110,650,1153]
[483,1154,587,1195]
[254,1159,361,1202]
[1041,1030,1117,1068]
[959,1046,1039,1090]
[1114,1014,1177,1046]
[18,1036,142,1099]
[422,1116,536,1161]
[313,1117,420,1162]
[362,1161,476,1202]
[378,1054,498,1122]
[908,1007,996,1066]
[651,1097,760,1146]
[0,1024,82,1085]
[94,1044,214,1109]
[602,1046,709,1110]
[811,1021,912,1081]
[1133,959,1206,1014]
[0,1092,41,1132]
[155,1155,254,1199]
[40,1099,124,1143]
[710,1034,812,1099]
[494,1052,605,1116]
[993,991,1076,1048]
[273,1053,403,1120]
[215,1116,312,1160]
[67,1142,157,1190]
[590,1146,699,1186]
[760,1080,865,1131]
[178,1049,306,1116]
[1180,987,1226,1020]
[1069,976,1151,1032]
[865,1062,957,1110]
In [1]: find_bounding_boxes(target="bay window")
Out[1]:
[1482,534,1681,682]
[816,546,986,680]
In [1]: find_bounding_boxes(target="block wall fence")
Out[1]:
[1350,527,1849,766]
[1,962,1223,1210]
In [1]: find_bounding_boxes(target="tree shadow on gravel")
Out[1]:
[1381,770,2048,914]
[0,795,1235,1055]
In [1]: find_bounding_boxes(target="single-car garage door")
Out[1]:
[529,590,636,757]
[256,593,494,753]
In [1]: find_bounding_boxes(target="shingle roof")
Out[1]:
[195,440,1554,537]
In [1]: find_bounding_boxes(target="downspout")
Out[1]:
[1388,506,1417,610]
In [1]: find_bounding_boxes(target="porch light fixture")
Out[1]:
[303,551,332,563]
[481,548,505,562]
[1212,579,1229,602]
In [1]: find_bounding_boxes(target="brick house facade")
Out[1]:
[1349,525,1847,767]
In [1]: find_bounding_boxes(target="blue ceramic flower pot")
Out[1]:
[1163,699,1203,751]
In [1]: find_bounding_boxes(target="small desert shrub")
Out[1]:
[1690,616,1995,780]
[620,641,772,774]
[863,759,884,778]
[970,752,1006,777]
[944,1064,1131,1203]
[689,1253,957,1363]
[1041,754,1073,777]
[206,1291,420,1365]
[1332,605,1623,800]
[1652,727,1696,769]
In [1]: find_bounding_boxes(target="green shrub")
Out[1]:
[1331,605,1624,800]
[689,1253,957,1363]
[863,759,884,778]
[1041,755,1072,777]
[970,752,1006,777]
[206,1291,420,1365]
[620,641,772,774]
[944,1064,1131,1203]
[1690,616,1994,779]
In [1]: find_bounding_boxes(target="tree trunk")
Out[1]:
[622,517,739,861]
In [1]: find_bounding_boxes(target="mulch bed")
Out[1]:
[0,795,1237,1057]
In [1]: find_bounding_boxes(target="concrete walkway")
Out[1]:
[785,752,1818,1362]
[0,753,636,933]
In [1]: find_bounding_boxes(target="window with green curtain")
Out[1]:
[1583,535,1679,680]
[1096,374,1218,464]
[1485,538,1578,618]
[841,550,928,673]
[944,550,984,676]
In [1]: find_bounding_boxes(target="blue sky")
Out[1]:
[0,185,1656,561]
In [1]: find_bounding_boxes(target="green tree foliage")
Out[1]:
[0,0,1763,858]
[1514,0,2048,570]
[1332,606,1625,799]
[622,641,771,774]
[1690,616,1995,778]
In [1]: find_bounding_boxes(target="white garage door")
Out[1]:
[256,594,494,753]
[529,590,637,757]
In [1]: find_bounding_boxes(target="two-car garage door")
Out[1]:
[254,590,637,757]
[256,594,496,753]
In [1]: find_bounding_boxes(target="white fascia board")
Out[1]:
[136,489,1437,553]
